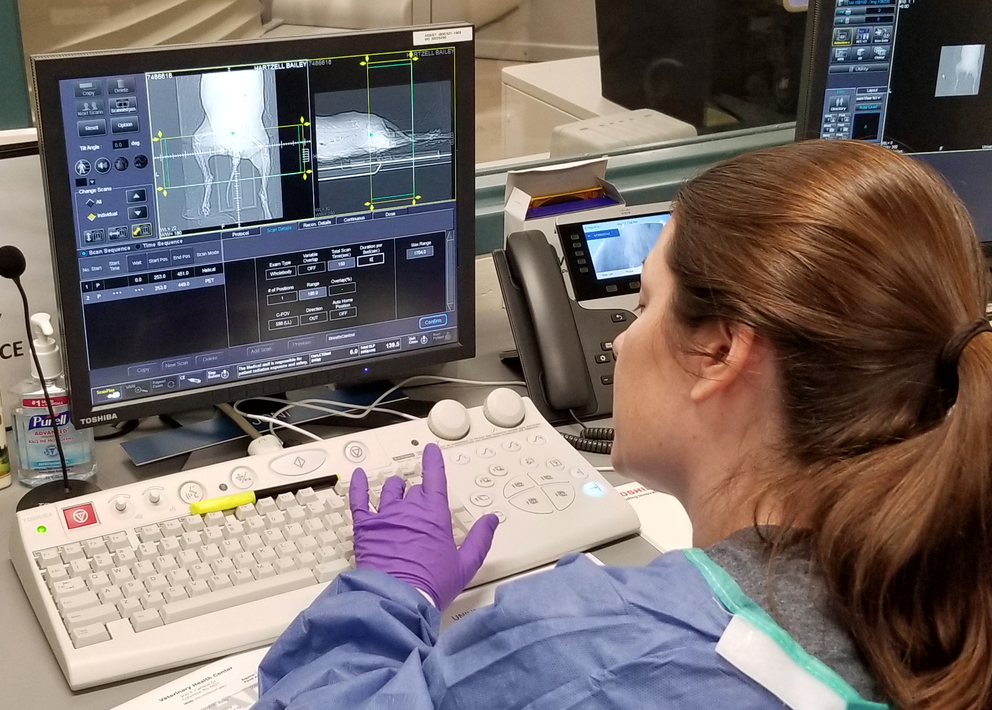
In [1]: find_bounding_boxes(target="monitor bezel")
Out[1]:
[32,24,477,427]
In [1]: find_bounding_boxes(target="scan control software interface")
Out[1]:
[814,0,992,239]
[58,47,460,408]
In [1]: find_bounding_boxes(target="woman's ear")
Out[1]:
[689,321,759,403]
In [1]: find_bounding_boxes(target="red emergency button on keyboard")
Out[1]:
[62,503,98,530]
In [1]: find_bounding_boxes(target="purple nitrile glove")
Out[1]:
[349,442,499,610]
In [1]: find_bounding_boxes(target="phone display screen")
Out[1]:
[583,213,670,281]
[557,207,671,302]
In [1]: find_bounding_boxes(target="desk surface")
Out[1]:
[0,260,663,709]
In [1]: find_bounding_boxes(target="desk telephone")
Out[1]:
[494,207,671,425]
[494,230,635,424]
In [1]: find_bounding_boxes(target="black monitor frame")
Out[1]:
[796,1,992,251]
[32,24,476,427]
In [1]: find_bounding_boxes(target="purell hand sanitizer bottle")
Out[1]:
[12,313,96,486]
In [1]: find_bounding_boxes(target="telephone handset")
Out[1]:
[493,230,635,425]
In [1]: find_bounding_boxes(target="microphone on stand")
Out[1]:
[0,245,100,511]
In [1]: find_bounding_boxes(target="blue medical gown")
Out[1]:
[255,551,789,709]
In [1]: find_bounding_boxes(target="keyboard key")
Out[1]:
[164,586,188,603]
[161,520,184,537]
[181,515,205,532]
[161,568,316,624]
[231,569,254,586]
[110,566,133,586]
[314,559,350,583]
[58,590,100,615]
[233,552,255,570]
[235,503,258,520]
[305,501,326,518]
[167,569,192,588]
[315,547,339,564]
[296,487,319,505]
[203,512,226,527]
[263,529,285,546]
[273,558,296,575]
[252,563,276,580]
[203,527,225,545]
[91,552,115,573]
[241,533,263,552]
[210,558,235,577]
[47,565,70,586]
[51,577,87,601]
[245,517,266,535]
[136,542,159,561]
[70,622,111,648]
[316,531,338,548]
[187,579,210,597]
[97,585,124,605]
[115,547,137,566]
[335,528,353,544]
[123,580,146,599]
[303,518,325,536]
[190,563,212,581]
[84,539,108,558]
[178,549,200,568]
[106,531,131,551]
[324,513,344,529]
[117,597,143,618]
[255,497,277,515]
[37,548,63,569]
[265,511,287,529]
[275,492,296,510]
[285,506,307,525]
[131,609,163,632]
[133,560,155,580]
[61,543,85,563]
[336,541,354,559]
[200,543,222,563]
[208,575,233,592]
[69,558,92,577]
[154,554,179,575]
[283,523,304,542]
[296,536,318,554]
[275,541,297,559]
[223,519,245,539]
[85,571,111,591]
[137,526,162,543]
[296,551,317,569]
[140,591,165,610]
[160,536,182,555]
[221,538,243,557]
[253,547,277,565]
[181,531,203,551]
[146,574,169,593]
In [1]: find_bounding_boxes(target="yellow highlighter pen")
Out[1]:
[189,472,340,516]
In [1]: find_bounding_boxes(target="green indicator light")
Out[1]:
[37,525,47,534]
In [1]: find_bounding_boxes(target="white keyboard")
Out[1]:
[9,391,639,690]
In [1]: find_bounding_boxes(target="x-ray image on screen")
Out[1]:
[308,52,453,217]
[935,45,985,97]
[145,68,285,234]
[884,0,992,152]
[585,214,670,281]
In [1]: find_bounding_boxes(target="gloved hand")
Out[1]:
[349,443,499,610]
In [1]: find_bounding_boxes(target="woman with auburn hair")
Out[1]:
[255,140,992,710]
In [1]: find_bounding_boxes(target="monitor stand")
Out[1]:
[120,382,421,466]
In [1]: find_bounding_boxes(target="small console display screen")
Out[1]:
[558,207,670,302]
[583,213,670,281]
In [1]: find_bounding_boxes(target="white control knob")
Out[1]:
[427,399,472,440]
[482,388,526,428]
[148,490,162,505]
[114,496,128,512]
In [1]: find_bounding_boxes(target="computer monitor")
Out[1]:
[595,0,808,129]
[30,24,477,428]
[796,0,992,246]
